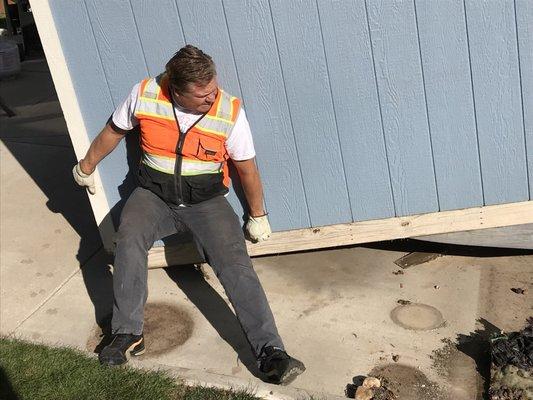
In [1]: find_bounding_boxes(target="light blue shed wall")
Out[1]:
[49,0,531,232]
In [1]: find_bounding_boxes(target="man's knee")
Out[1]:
[208,236,251,265]
[115,220,155,251]
[208,248,255,283]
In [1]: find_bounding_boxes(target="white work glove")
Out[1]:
[245,214,272,242]
[72,161,96,195]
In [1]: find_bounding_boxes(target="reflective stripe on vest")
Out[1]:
[136,78,236,136]
[142,152,223,176]
[136,98,175,120]
[195,115,235,137]
[142,77,162,99]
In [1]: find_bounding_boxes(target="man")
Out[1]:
[72,45,305,385]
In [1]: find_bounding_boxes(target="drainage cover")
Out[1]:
[390,303,445,331]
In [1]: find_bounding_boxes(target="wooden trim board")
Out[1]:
[32,1,115,250]
[148,200,533,268]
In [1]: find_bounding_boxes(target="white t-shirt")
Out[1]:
[112,83,256,161]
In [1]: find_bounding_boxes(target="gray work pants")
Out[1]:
[111,186,283,357]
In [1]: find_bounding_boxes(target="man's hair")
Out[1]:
[165,45,216,93]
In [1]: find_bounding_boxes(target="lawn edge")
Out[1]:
[128,358,347,400]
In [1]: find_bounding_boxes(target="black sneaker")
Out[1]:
[259,346,305,385]
[98,333,145,366]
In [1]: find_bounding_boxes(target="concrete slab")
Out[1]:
[13,243,533,398]
[251,249,484,398]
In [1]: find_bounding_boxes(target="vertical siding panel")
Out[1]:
[49,0,127,208]
[465,0,528,205]
[48,1,114,139]
[415,0,483,210]
[317,0,395,221]
[268,0,352,227]
[367,0,438,217]
[130,0,186,76]
[83,0,148,106]
[174,0,242,98]
[222,0,310,230]
[515,0,533,199]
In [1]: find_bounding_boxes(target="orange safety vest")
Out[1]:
[133,73,241,205]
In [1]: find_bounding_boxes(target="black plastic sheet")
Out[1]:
[491,318,533,370]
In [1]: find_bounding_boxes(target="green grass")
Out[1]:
[0,338,260,400]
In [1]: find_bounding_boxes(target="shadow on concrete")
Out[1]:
[0,59,102,266]
[248,238,533,264]
[0,366,19,400]
[455,318,501,400]
[345,375,366,398]
[364,239,533,258]
[79,248,114,351]
[165,265,263,379]
[0,59,114,344]
[0,61,55,109]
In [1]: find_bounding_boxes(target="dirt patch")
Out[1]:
[86,302,194,357]
[390,303,445,331]
[431,338,460,378]
[369,364,449,400]
[142,302,194,356]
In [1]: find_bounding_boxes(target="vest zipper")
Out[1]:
[174,128,188,205]
[171,107,207,205]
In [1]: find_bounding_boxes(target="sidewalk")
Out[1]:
[0,59,101,334]
[1,59,532,399]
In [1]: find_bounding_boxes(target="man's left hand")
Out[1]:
[245,214,272,242]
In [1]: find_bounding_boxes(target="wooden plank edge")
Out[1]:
[148,200,533,268]
[31,1,115,250]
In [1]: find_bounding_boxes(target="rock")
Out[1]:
[397,299,411,305]
[392,270,404,275]
[355,386,374,400]
[362,377,381,388]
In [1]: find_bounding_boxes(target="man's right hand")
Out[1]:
[73,161,96,195]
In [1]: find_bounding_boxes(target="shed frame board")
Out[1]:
[147,200,533,268]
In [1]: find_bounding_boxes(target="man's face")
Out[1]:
[173,77,218,113]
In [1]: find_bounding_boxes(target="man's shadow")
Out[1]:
[0,366,19,400]
[165,265,262,377]
[455,318,502,399]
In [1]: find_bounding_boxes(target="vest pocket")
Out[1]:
[197,136,223,161]
[182,174,227,204]
[138,163,177,204]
